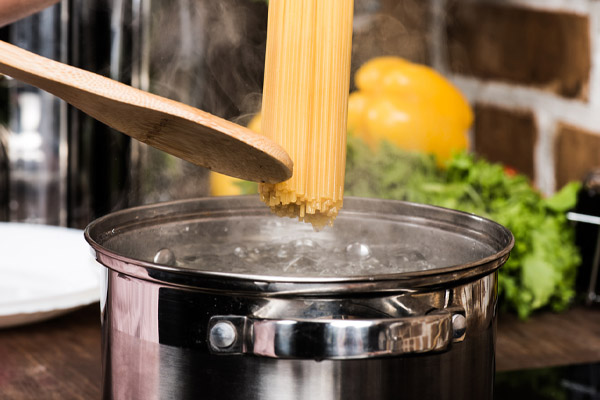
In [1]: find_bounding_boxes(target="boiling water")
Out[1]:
[171,238,442,277]
[107,214,497,278]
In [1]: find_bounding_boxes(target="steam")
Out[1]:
[147,0,268,122]
[129,0,269,205]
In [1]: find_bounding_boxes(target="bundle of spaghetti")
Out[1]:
[259,0,354,229]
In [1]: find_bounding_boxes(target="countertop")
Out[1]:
[1,304,600,399]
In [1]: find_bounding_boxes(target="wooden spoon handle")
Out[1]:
[0,40,292,183]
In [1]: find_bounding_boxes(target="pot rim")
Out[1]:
[84,196,514,295]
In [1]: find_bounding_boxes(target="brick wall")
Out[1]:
[435,0,600,194]
[359,0,600,194]
[352,0,430,90]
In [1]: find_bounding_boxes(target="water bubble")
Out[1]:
[395,249,426,263]
[277,245,290,259]
[245,247,262,262]
[359,259,379,272]
[283,256,302,272]
[413,260,433,270]
[265,219,283,229]
[182,255,199,263]
[283,255,317,272]
[345,242,371,260]
[173,236,439,277]
[293,238,316,250]
[233,246,247,258]
[153,248,176,266]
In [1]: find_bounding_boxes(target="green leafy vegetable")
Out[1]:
[345,136,581,318]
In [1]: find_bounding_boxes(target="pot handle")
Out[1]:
[207,308,464,360]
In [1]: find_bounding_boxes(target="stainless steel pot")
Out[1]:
[85,196,513,400]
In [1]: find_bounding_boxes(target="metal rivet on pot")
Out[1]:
[153,248,176,266]
[209,321,237,349]
[451,314,467,341]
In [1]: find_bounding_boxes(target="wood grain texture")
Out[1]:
[0,304,101,400]
[496,306,600,372]
[0,40,292,183]
[2,305,599,398]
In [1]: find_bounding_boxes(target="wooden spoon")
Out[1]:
[0,40,292,183]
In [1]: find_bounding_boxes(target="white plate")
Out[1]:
[0,222,101,328]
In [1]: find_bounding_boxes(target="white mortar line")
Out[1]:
[535,110,557,195]
[588,3,600,107]
[452,0,590,15]
[429,0,449,74]
[450,76,600,136]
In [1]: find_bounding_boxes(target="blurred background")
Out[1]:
[2,0,598,219]
[1,0,600,318]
